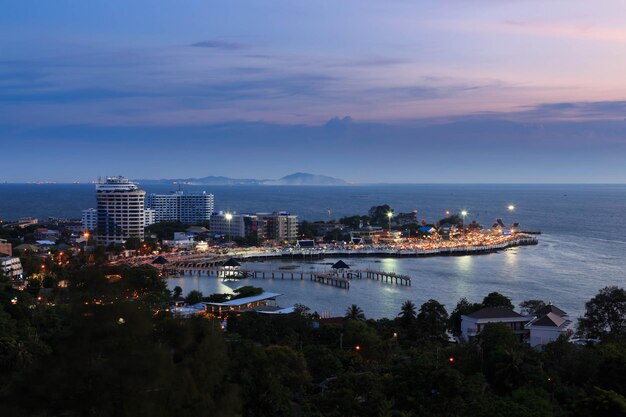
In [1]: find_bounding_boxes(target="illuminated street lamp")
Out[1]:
[508,204,515,212]
[224,212,233,243]
[460,210,468,228]
[386,211,393,233]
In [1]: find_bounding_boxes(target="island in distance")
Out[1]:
[135,172,348,186]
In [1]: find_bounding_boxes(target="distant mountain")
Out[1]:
[135,172,347,186]
[273,172,348,185]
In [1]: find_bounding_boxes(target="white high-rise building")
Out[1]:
[95,176,146,246]
[144,208,156,227]
[146,191,214,224]
[81,208,97,231]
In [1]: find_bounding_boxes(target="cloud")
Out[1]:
[190,40,250,50]
[500,20,626,43]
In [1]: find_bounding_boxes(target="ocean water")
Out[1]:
[1,183,625,318]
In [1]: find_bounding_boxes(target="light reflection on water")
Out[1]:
[167,233,626,320]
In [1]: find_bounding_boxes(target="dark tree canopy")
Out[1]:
[416,299,449,341]
[345,304,366,321]
[186,290,204,304]
[519,299,547,315]
[482,292,514,309]
[368,204,393,227]
[578,286,626,339]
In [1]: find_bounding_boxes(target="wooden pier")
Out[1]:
[166,263,411,289]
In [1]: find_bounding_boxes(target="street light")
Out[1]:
[224,212,233,243]
[386,211,393,234]
[508,204,515,212]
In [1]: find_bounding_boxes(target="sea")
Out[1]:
[1,183,625,319]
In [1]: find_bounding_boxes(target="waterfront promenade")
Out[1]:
[132,235,538,271]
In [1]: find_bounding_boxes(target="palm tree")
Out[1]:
[398,300,417,325]
[345,304,365,320]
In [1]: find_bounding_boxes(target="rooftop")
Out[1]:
[527,312,570,328]
[466,307,524,319]
[205,292,282,307]
[535,304,568,318]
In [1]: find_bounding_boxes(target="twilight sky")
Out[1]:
[2,0,626,183]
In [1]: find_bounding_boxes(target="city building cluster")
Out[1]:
[81,176,299,247]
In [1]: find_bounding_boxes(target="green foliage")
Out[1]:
[124,237,142,250]
[448,297,483,336]
[437,214,463,227]
[232,285,263,299]
[147,221,191,240]
[339,215,370,229]
[398,300,417,328]
[416,299,449,341]
[345,304,365,320]
[299,221,319,238]
[172,285,183,298]
[368,204,393,227]
[482,292,514,309]
[519,299,547,315]
[185,290,204,304]
[578,286,626,339]
[3,279,626,416]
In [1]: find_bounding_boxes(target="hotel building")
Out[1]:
[210,211,298,242]
[146,191,214,224]
[95,177,146,246]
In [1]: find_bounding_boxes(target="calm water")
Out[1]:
[1,183,626,318]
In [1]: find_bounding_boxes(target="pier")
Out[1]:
[165,264,411,289]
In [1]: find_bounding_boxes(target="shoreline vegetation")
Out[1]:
[2,258,626,416]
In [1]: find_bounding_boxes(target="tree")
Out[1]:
[448,298,483,337]
[482,292,514,309]
[368,204,393,227]
[299,221,319,239]
[345,304,365,321]
[519,299,546,315]
[578,286,626,339]
[398,300,417,327]
[124,237,142,250]
[186,290,204,305]
[416,299,449,341]
[232,286,263,299]
[172,286,183,298]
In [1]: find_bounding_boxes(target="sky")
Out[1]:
[2,0,626,183]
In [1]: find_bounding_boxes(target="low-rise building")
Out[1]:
[525,304,572,347]
[34,228,59,242]
[461,304,572,348]
[0,256,24,280]
[0,239,12,256]
[461,307,531,342]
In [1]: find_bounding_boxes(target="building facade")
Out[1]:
[145,191,214,224]
[210,212,261,239]
[0,256,23,280]
[258,212,299,242]
[144,208,156,227]
[0,239,12,256]
[81,208,97,231]
[95,177,146,246]
[210,211,298,242]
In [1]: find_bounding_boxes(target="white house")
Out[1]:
[461,303,572,348]
[525,304,572,348]
[461,307,531,342]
